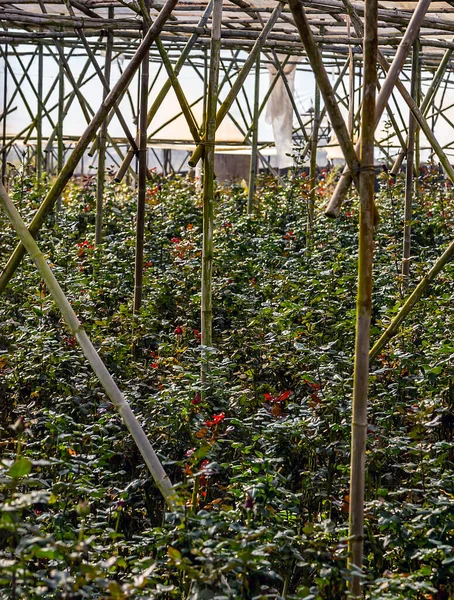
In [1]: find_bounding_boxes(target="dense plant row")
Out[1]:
[0,166,453,599]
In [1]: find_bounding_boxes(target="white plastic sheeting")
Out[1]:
[265,55,301,169]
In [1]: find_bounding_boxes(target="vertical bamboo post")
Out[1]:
[133,1,150,314]
[247,56,260,214]
[414,39,421,198]
[347,19,355,139]
[57,59,64,172]
[1,45,8,186]
[36,43,43,183]
[348,0,377,596]
[402,39,420,281]
[95,7,114,246]
[308,81,320,234]
[201,0,223,381]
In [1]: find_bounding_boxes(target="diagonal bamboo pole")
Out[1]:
[0,0,179,295]
[188,1,283,168]
[0,179,176,508]
[348,0,377,594]
[325,0,432,217]
[114,1,214,182]
[369,237,454,363]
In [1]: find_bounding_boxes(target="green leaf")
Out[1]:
[9,457,32,478]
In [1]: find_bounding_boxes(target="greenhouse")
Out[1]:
[1,0,454,598]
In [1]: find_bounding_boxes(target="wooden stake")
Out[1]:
[348,0,377,595]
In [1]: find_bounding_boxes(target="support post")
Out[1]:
[247,56,260,214]
[201,0,222,381]
[308,81,320,234]
[348,0,377,595]
[402,39,420,280]
[95,7,114,245]
[1,45,7,185]
[133,1,150,314]
[57,58,65,182]
[36,43,43,182]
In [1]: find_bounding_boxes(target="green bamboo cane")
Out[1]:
[201,0,223,383]
[369,238,454,363]
[348,0,377,595]
[247,56,260,214]
[402,40,420,280]
[0,180,176,508]
[95,9,114,245]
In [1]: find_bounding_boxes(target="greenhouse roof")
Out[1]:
[2,0,454,68]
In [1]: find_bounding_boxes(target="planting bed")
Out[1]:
[0,169,454,599]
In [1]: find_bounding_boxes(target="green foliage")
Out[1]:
[0,169,454,598]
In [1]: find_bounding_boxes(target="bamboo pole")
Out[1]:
[247,55,261,214]
[57,60,65,179]
[402,40,419,280]
[114,1,214,182]
[36,43,43,182]
[308,81,320,234]
[133,1,150,314]
[370,237,454,363]
[1,45,7,185]
[348,0,377,595]
[325,0,432,217]
[0,0,179,295]
[63,0,138,154]
[201,0,222,381]
[188,2,283,168]
[95,7,114,246]
[0,179,176,508]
